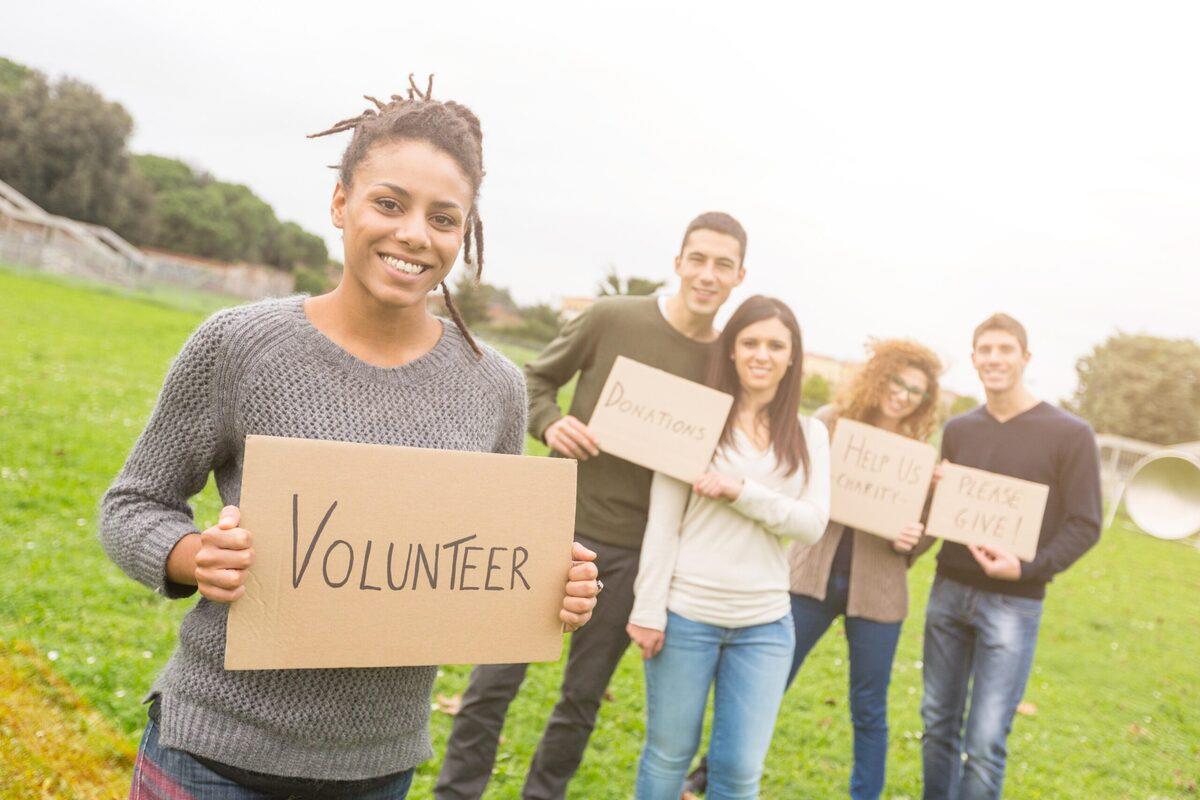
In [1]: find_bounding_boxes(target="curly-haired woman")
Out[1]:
[788,339,942,799]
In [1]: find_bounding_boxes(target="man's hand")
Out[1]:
[892,521,924,554]
[561,541,600,631]
[178,505,255,602]
[968,543,1021,581]
[545,416,600,460]
[692,471,744,502]
[626,622,665,660]
[931,459,950,486]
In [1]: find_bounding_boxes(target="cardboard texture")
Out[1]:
[586,356,734,483]
[225,435,577,670]
[829,419,939,540]
[926,463,1049,561]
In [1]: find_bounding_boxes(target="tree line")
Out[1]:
[3,59,1193,445]
[0,57,328,272]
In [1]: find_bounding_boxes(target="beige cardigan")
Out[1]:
[787,405,928,623]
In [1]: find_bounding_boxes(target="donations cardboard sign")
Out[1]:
[926,463,1049,561]
[586,356,734,483]
[829,419,939,540]
[225,435,577,670]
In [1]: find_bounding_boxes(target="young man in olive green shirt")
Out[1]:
[436,212,748,800]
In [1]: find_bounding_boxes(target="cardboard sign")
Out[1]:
[926,463,1049,561]
[225,435,577,670]
[586,356,734,483]
[829,419,938,540]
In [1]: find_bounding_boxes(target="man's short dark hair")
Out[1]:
[679,211,747,263]
[973,313,1028,353]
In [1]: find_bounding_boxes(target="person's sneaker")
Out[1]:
[682,756,708,796]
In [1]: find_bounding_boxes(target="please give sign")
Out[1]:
[926,463,1049,561]
[225,435,577,670]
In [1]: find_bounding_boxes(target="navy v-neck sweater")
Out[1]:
[935,402,1103,599]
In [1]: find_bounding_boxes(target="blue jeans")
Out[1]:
[921,575,1043,800]
[787,575,902,800]
[787,573,903,800]
[637,610,795,800]
[130,718,414,799]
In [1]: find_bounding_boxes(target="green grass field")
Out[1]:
[1,264,1197,799]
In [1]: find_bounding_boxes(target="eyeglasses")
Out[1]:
[888,374,929,402]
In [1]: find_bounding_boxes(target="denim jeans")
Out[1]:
[637,610,794,800]
[130,718,414,800]
[788,573,903,800]
[920,575,1043,800]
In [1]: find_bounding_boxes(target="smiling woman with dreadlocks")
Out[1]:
[99,76,600,799]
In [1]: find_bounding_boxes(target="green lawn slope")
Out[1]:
[1,264,1197,798]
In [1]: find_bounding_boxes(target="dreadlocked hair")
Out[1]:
[835,338,944,441]
[309,74,486,357]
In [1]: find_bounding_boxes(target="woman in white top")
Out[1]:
[627,295,831,799]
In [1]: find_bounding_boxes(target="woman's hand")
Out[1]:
[892,521,924,554]
[561,541,601,632]
[626,622,665,660]
[166,505,255,602]
[692,471,744,502]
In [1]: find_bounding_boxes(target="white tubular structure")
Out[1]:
[1106,450,1200,540]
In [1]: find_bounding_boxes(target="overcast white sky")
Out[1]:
[4,0,1197,399]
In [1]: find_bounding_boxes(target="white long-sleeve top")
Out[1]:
[630,417,831,630]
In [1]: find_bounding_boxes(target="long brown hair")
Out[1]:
[835,338,943,441]
[706,295,809,479]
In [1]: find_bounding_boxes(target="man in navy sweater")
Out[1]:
[921,314,1102,800]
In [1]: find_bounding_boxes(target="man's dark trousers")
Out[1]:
[434,536,640,800]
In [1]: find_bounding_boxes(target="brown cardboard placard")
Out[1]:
[829,419,939,540]
[225,435,577,670]
[926,463,1049,561]
[586,356,734,483]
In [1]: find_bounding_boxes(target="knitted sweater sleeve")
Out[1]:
[99,311,233,598]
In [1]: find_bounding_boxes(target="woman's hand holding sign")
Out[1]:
[561,541,601,632]
[692,471,744,502]
[167,505,255,602]
[891,521,924,554]
[545,415,601,460]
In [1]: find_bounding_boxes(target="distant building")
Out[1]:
[0,177,292,300]
[557,296,595,323]
[485,304,524,328]
[805,352,861,387]
[140,247,293,299]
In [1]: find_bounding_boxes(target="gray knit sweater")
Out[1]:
[99,296,527,780]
